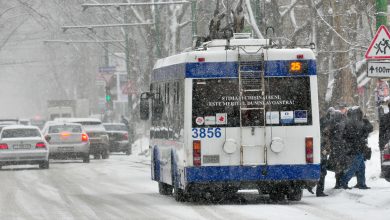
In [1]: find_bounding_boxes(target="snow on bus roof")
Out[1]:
[154,39,315,70]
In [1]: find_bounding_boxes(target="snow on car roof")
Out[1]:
[1,125,40,130]
[54,118,102,123]
[47,122,82,126]
[103,123,126,126]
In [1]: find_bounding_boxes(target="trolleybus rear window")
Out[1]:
[192,77,312,127]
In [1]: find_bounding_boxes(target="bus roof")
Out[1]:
[152,39,316,82]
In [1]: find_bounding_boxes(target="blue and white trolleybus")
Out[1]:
[140,35,320,202]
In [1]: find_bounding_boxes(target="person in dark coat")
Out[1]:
[315,107,335,197]
[340,107,373,189]
[326,110,347,189]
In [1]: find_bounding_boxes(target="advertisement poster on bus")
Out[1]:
[192,78,312,127]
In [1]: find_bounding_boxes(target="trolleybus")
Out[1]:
[140,35,320,202]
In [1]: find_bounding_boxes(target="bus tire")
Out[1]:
[287,188,303,201]
[158,182,173,195]
[173,186,186,202]
[269,191,285,202]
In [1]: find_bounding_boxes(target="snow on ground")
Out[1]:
[0,131,389,220]
[129,131,390,220]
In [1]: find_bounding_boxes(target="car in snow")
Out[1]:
[0,118,19,125]
[42,122,90,163]
[103,123,130,155]
[382,143,390,182]
[54,118,109,159]
[0,125,49,169]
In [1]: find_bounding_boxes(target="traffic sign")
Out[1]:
[99,66,116,73]
[365,25,390,59]
[367,61,390,77]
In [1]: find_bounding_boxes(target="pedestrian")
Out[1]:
[315,107,334,197]
[340,106,373,189]
[121,115,129,128]
[326,109,347,189]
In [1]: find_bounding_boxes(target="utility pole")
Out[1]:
[376,0,388,29]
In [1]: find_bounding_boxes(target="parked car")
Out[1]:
[103,123,131,155]
[382,143,390,182]
[55,118,109,159]
[0,119,19,125]
[0,125,49,169]
[42,122,90,163]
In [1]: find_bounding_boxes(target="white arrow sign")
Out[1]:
[365,25,390,59]
[367,61,390,77]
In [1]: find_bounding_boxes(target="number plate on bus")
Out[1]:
[192,128,222,139]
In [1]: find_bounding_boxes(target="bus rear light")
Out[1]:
[198,57,205,62]
[384,154,390,161]
[0,143,8,150]
[193,140,201,167]
[305,137,313,164]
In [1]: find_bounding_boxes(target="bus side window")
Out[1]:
[152,92,164,121]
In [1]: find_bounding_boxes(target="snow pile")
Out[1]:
[130,136,151,165]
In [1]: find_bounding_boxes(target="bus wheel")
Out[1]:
[158,182,173,195]
[173,186,186,202]
[269,191,285,202]
[287,188,303,201]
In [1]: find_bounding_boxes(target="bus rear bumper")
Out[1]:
[185,164,320,186]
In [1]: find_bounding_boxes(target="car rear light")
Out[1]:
[81,133,89,142]
[384,145,390,161]
[305,137,313,164]
[36,142,46,148]
[123,133,129,140]
[0,143,8,150]
[193,140,201,167]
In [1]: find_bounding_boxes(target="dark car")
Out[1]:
[103,123,131,155]
[382,143,390,182]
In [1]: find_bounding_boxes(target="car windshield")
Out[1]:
[1,129,41,138]
[49,125,82,133]
[103,125,127,131]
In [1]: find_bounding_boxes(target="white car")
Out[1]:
[54,118,109,159]
[0,125,49,169]
[42,122,90,163]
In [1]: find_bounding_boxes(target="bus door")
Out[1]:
[238,49,266,166]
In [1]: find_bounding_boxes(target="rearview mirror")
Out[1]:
[140,93,150,120]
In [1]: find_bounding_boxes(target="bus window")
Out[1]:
[192,77,312,127]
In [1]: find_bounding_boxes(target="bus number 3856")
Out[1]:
[192,128,222,139]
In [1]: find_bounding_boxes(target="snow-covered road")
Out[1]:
[0,132,389,220]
